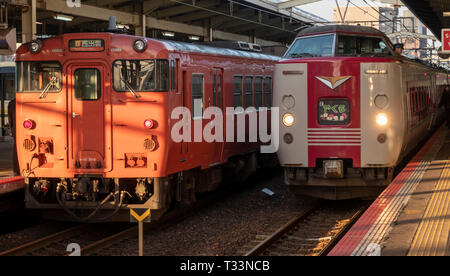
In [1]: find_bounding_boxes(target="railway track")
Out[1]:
[0,223,132,256]
[243,200,368,256]
[0,171,272,256]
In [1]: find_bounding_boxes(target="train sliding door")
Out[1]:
[68,63,111,172]
[211,68,224,164]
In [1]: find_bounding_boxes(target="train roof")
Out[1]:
[297,25,385,37]
[158,39,280,62]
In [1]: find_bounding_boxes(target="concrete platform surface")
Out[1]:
[329,126,450,256]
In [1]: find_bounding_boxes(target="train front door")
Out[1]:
[68,63,111,171]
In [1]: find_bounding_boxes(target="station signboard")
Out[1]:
[443,29,450,54]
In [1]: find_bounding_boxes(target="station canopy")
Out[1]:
[402,0,449,41]
[9,0,329,45]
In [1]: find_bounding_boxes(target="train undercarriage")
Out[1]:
[25,153,278,222]
[284,166,394,200]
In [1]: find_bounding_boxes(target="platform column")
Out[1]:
[21,0,37,43]
[135,14,146,37]
[203,19,212,42]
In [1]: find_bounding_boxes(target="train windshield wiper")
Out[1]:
[288,53,319,58]
[39,76,58,99]
[120,76,141,99]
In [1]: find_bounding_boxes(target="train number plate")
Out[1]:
[318,99,350,125]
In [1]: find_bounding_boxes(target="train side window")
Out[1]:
[255,77,263,109]
[74,69,101,101]
[192,74,204,119]
[264,77,272,108]
[213,74,217,107]
[245,76,254,108]
[234,76,243,108]
[217,75,223,108]
[170,60,177,92]
[415,92,418,113]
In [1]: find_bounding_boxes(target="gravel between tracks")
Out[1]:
[0,221,75,252]
[96,171,316,256]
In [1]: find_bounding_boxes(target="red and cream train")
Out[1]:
[276,25,449,200]
[15,32,278,221]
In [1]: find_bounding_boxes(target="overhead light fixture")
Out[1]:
[53,14,74,22]
[188,35,200,41]
[444,12,450,17]
[162,31,175,37]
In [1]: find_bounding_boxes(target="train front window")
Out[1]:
[284,34,335,58]
[113,60,169,92]
[74,69,101,101]
[16,62,62,93]
[336,35,393,57]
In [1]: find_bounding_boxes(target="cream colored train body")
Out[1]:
[275,25,449,200]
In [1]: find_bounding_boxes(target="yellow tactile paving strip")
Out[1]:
[408,160,450,256]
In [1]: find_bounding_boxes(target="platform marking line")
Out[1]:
[352,131,446,256]
[328,127,445,256]
[352,159,434,256]
[408,160,450,256]
[0,176,25,195]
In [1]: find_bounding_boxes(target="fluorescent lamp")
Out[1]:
[53,14,74,22]
[444,12,450,17]
[188,35,200,41]
[162,31,175,37]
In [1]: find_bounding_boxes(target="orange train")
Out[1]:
[15,32,279,221]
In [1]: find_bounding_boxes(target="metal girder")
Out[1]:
[244,0,323,23]
[218,9,258,30]
[171,10,219,23]
[373,0,404,5]
[154,0,221,19]
[402,0,448,40]
[277,0,321,10]
[13,0,290,45]
[388,32,438,41]
[144,0,172,14]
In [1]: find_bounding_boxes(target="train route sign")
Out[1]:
[443,29,450,53]
[130,208,151,223]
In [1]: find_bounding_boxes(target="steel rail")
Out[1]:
[244,203,320,256]
[0,224,90,256]
[318,204,369,256]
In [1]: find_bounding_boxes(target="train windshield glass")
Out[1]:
[284,34,335,58]
[113,60,169,92]
[16,62,62,93]
[336,35,393,57]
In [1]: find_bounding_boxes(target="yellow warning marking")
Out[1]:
[408,161,450,256]
[130,209,150,222]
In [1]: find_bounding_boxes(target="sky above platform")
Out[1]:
[271,0,394,21]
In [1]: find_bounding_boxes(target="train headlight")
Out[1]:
[376,113,388,126]
[283,113,295,127]
[133,39,147,52]
[29,40,42,54]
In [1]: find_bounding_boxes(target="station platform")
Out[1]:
[0,138,23,196]
[329,126,450,256]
